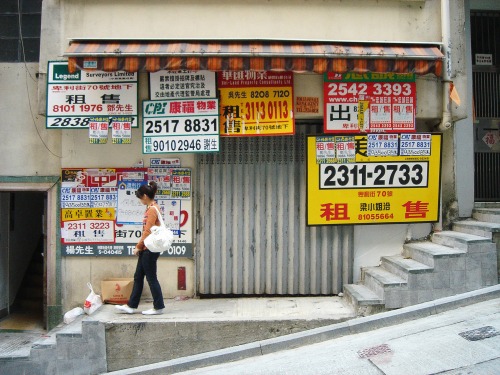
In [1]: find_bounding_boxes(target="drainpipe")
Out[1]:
[437,0,452,131]
[433,0,453,233]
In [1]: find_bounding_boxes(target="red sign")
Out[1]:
[324,73,416,133]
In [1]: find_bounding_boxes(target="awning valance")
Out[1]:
[64,40,443,76]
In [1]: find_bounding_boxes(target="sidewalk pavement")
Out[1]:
[107,285,500,375]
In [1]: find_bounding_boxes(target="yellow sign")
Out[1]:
[306,134,442,225]
[61,208,115,221]
[218,71,294,136]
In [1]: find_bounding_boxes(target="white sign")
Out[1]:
[111,117,132,144]
[62,220,115,243]
[89,117,109,144]
[46,61,138,128]
[143,98,220,154]
[367,134,399,156]
[400,133,432,156]
[475,54,493,66]
[149,70,216,100]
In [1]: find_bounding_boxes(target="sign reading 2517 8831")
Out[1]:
[46,61,138,129]
[142,98,220,154]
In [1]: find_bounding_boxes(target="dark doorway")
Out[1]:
[0,191,46,331]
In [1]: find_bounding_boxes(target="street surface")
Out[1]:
[175,298,500,375]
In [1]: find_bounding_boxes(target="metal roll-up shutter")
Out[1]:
[196,125,353,296]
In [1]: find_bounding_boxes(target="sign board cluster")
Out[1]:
[60,161,193,257]
[49,61,441,230]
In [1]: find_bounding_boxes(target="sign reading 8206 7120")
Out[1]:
[46,61,138,129]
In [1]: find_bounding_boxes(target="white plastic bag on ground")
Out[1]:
[63,307,84,324]
[83,282,103,315]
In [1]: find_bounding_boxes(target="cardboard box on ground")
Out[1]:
[101,278,134,304]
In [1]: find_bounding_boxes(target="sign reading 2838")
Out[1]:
[320,162,428,189]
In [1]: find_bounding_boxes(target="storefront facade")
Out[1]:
[3,0,494,328]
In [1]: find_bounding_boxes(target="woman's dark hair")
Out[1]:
[135,181,158,199]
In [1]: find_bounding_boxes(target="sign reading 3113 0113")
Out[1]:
[142,98,220,154]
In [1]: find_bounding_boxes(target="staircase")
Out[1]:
[344,203,500,316]
[12,241,44,318]
[13,253,44,313]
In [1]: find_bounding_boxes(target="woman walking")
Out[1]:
[116,181,165,315]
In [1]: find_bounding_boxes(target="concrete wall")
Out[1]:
[0,63,61,176]
[61,0,441,42]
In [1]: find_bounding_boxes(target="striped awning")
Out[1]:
[64,40,444,76]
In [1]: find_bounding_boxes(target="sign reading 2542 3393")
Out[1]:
[46,61,138,129]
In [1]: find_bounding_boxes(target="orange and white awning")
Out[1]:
[64,40,443,76]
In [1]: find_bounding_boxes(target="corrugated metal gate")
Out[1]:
[196,125,353,296]
[471,11,500,202]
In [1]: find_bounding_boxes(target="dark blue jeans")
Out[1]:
[128,250,165,310]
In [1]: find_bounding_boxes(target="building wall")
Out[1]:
[0,63,61,176]
[61,0,441,42]
[13,0,473,312]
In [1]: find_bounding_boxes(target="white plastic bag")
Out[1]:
[83,282,102,315]
[63,307,84,324]
[144,206,174,253]
[145,225,174,253]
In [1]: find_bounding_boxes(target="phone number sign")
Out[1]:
[62,220,115,244]
[46,61,138,129]
[324,72,416,133]
[307,133,442,225]
[218,71,294,136]
[142,98,220,153]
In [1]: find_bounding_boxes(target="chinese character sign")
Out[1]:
[149,70,216,100]
[324,72,416,133]
[60,167,193,257]
[307,133,442,225]
[218,71,294,136]
[46,61,138,129]
[142,98,220,153]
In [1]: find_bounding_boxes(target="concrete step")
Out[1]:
[431,230,496,253]
[361,267,407,309]
[403,241,466,268]
[473,208,500,224]
[474,202,500,209]
[343,284,385,316]
[362,266,406,298]
[453,219,500,240]
[380,255,433,282]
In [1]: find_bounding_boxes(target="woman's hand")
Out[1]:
[133,247,141,256]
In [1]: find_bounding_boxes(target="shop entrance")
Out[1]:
[196,123,354,296]
[0,191,46,331]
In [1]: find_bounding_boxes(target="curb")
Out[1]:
[106,284,500,374]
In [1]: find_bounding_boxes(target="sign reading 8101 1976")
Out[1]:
[46,61,138,129]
